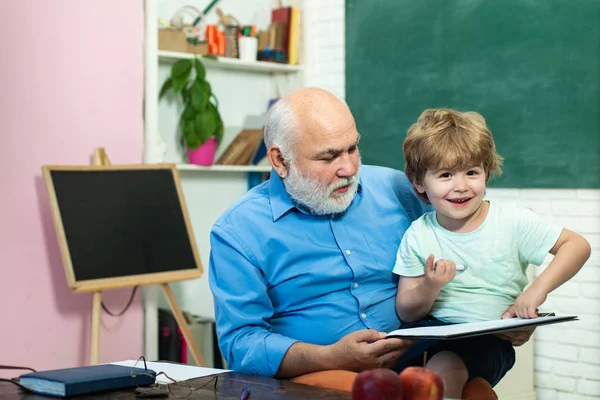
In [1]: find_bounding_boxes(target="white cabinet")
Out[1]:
[142,0,304,360]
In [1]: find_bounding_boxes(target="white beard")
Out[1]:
[283,160,361,216]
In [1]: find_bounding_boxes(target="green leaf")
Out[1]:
[194,57,206,81]
[203,81,212,97]
[172,76,188,93]
[202,54,218,61]
[215,116,224,144]
[181,85,191,102]
[210,92,219,108]
[182,119,196,147]
[158,78,172,100]
[205,102,223,144]
[171,60,192,93]
[190,81,206,112]
[187,135,200,150]
[195,110,217,144]
[172,59,192,77]
[182,104,196,121]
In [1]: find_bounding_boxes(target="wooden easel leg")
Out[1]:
[90,291,102,365]
[160,283,206,367]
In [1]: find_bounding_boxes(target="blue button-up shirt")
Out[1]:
[208,165,428,376]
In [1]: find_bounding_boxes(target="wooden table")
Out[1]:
[0,372,352,399]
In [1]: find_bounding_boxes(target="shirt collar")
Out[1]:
[269,170,296,221]
[268,169,364,221]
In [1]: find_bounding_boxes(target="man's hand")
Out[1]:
[423,254,456,289]
[326,329,414,371]
[513,287,548,319]
[495,305,536,346]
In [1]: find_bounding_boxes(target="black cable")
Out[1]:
[138,356,148,371]
[0,366,37,393]
[0,365,36,373]
[101,286,138,317]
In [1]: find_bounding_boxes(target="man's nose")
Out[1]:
[336,153,358,177]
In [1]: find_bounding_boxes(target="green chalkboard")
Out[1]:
[346,0,600,188]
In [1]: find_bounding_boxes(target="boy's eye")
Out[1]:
[439,172,451,178]
[467,170,480,176]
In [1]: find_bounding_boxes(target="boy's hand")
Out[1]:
[423,254,456,289]
[498,305,536,346]
[512,287,548,319]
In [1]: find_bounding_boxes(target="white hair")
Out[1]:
[263,88,347,163]
[263,97,298,162]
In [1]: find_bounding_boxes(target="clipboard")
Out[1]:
[387,315,578,340]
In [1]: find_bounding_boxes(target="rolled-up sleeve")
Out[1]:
[208,224,299,376]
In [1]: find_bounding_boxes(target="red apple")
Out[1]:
[352,368,404,400]
[398,366,444,400]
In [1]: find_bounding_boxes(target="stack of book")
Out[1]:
[271,6,300,65]
[256,6,301,64]
[214,128,266,166]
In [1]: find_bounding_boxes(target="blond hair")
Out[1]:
[403,108,503,202]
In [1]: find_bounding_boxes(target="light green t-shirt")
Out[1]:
[392,201,563,323]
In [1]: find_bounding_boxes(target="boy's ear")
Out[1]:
[414,183,426,194]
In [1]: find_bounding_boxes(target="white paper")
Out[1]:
[110,360,230,384]
[387,315,578,339]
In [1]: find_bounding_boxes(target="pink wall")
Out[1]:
[0,1,144,373]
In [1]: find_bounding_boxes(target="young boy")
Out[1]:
[393,108,591,399]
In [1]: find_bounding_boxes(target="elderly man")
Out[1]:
[208,88,530,398]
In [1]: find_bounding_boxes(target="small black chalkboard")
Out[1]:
[43,164,202,293]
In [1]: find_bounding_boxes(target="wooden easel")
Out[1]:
[89,148,205,367]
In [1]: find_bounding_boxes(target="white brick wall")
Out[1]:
[507,189,600,400]
[465,187,599,400]
[302,0,345,98]
[303,1,600,398]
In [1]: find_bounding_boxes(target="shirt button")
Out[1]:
[361,313,367,319]
[345,249,352,255]
[354,283,359,289]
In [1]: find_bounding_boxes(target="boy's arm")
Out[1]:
[395,254,456,322]
[515,228,591,318]
[539,228,591,290]
[396,275,436,323]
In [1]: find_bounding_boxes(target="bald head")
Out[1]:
[285,87,349,120]
[263,88,354,161]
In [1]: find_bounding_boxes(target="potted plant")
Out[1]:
[159,56,224,165]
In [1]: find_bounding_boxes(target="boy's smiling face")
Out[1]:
[415,164,488,232]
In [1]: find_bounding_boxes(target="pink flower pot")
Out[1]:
[187,137,217,166]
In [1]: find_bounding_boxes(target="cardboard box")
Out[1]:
[187,42,208,55]
[158,29,188,52]
[158,28,208,55]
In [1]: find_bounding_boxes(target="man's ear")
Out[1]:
[267,145,289,178]
[414,183,426,194]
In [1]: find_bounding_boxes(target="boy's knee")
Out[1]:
[427,351,467,371]
[426,351,469,384]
